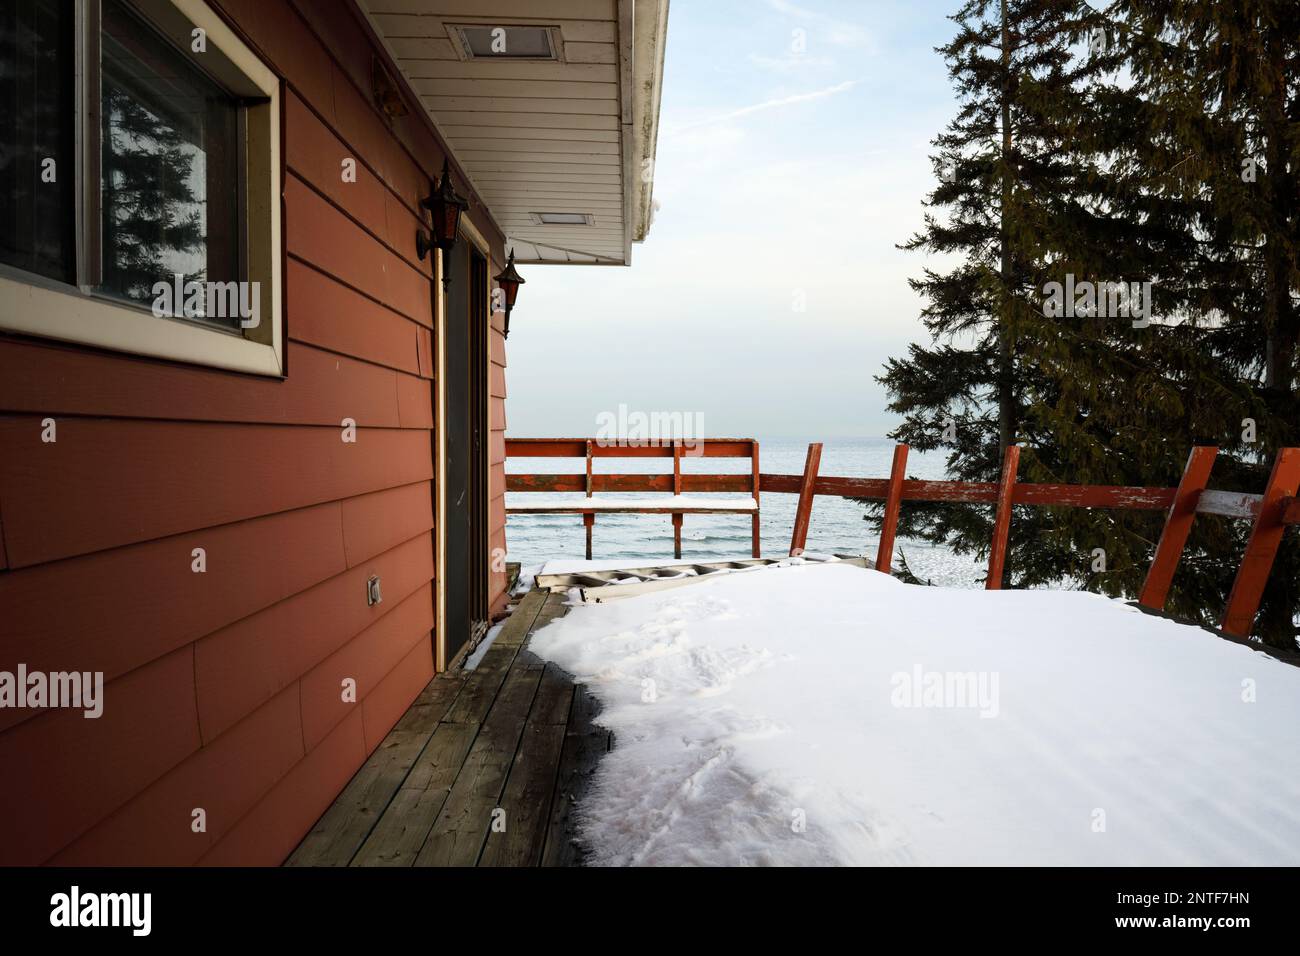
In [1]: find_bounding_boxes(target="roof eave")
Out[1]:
[626,0,669,262]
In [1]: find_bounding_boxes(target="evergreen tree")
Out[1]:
[871,0,1125,589]
[880,0,1299,647]
[1104,0,1300,645]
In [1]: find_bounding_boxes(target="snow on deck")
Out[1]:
[528,562,1300,866]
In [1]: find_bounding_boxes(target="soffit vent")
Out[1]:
[529,211,594,226]
[447,24,563,62]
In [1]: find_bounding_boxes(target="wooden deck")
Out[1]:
[286,589,609,867]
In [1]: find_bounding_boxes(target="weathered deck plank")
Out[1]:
[393,673,469,733]
[477,721,567,867]
[286,674,468,866]
[485,587,548,648]
[349,722,479,866]
[440,590,546,722]
[285,730,432,867]
[539,684,608,868]
[413,659,544,866]
[286,587,606,868]
[529,663,576,726]
[528,591,570,636]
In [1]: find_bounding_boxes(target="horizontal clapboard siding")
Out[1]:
[0,418,432,567]
[0,0,510,865]
[0,481,432,733]
[0,338,430,428]
[194,532,434,742]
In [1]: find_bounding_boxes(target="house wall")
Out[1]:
[0,0,509,866]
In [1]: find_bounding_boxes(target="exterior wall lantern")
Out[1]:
[417,158,469,290]
[493,249,525,338]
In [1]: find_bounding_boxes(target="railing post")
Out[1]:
[585,439,594,559]
[751,440,761,558]
[1220,448,1300,637]
[672,440,683,560]
[986,445,1020,590]
[875,443,910,574]
[1139,446,1218,610]
[789,442,823,556]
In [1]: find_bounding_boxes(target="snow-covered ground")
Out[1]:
[528,562,1300,866]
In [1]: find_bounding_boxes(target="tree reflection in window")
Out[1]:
[0,0,76,284]
[98,0,239,327]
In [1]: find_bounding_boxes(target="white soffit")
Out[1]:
[358,0,669,266]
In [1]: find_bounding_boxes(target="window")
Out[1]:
[99,0,241,321]
[0,0,283,374]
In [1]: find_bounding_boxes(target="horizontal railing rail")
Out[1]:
[505,438,762,560]
[760,473,1182,509]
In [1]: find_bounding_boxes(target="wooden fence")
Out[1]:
[506,438,1300,638]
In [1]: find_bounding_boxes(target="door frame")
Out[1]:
[434,215,493,672]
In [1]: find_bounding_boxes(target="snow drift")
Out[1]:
[528,562,1300,866]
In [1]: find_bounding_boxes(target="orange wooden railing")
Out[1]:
[505,438,761,560]
[506,437,1298,637]
[766,443,1300,638]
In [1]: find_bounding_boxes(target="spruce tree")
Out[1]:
[1104,0,1300,645]
[880,0,1298,647]
[872,0,1125,589]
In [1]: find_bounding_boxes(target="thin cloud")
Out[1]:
[667,80,858,134]
[765,0,872,49]
[766,0,816,17]
[748,52,837,74]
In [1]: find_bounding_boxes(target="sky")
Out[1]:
[504,0,960,440]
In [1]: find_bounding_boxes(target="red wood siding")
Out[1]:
[0,0,508,865]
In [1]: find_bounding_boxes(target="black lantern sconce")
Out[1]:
[493,249,525,338]
[416,158,470,289]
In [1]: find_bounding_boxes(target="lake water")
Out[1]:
[504,437,985,588]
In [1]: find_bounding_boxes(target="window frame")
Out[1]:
[0,0,284,376]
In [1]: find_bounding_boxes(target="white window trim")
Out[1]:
[0,0,283,376]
